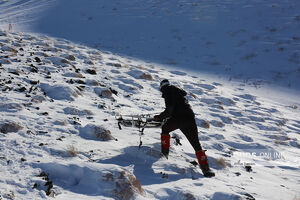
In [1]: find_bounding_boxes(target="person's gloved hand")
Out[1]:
[153,115,160,121]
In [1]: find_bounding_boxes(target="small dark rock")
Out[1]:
[110,88,118,95]
[190,160,198,166]
[86,69,97,75]
[33,183,38,189]
[113,63,122,67]
[17,87,26,92]
[38,171,48,178]
[35,57,41,63]
[56,136,65,141]
[30,80,39,85]
[245,165,252,172]
[76,86,85,91]
[234,172,241,176]
[61,59,71,64]
[244,193,255,200]
[9,71,20,76]
[66,55,76,61]
[76,80,85,84]
[21,158,27,162]
[30,64,38,73]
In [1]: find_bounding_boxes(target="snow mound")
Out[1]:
[79,124,115,141]
[0,121,23,133]
[40,83,80,101]
[35,162,144,199]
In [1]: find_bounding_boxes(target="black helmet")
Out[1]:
[160,79,170,90]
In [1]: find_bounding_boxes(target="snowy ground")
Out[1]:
[0,30,299,200]
[0,0,300,199]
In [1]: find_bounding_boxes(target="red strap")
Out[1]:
[161,135,170,149]
[196,150,208,166]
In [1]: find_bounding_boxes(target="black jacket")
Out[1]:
[158,85,194,120]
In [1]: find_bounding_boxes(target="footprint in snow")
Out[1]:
[248,115,265,122]
[118,77,143,89]
[210,113,233,124]
[255,123,280,132]
[229,110,243,117]
[183,84,204,96]
[200,98,216,105]
[236,94,256,101]
[210,120,225,128]
[238,134,254,142]
[170,70,187,76]
[112,81,139,94]
[0,102,23,112]
[209,134,225,140]
[198,83,216,90]
[215,96,236,106]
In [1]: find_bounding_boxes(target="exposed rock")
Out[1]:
[2,46,18,54]
[214,157,231,169]
[113,170,144,200]
[139,73,153,80]
[200,120,210,129]
[86,69,97,75]
[61,58,71,65]
[94,87,114,99]
[107,62,122,68]
[34,57,41,63]
[31,95,46,103]
[79,124,115,141]
[85,60,94,65]
[66,55,76,61]
[0,122,23,133]
[30,64,38,73]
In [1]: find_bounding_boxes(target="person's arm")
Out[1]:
[156,91,176,121]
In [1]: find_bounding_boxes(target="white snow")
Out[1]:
[0,0,300,200]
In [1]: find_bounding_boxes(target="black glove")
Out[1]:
[153,115,160,121]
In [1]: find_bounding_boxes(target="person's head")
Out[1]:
[160,79,170,91]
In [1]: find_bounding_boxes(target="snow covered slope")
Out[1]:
[0,30,299,199]
[1,0,300,90]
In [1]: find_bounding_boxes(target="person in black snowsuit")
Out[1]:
[154,79,215,177]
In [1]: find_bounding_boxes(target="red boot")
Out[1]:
[161,135,170,158]
[196,150,215,177]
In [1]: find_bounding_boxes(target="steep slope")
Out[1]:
[0,30,300,199]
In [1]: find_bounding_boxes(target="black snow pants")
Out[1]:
[161,117,202,152]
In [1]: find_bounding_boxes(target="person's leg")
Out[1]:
[180,119,215,177]
[180,119,202,152]
[161,118,179,158]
